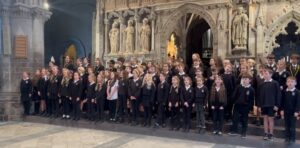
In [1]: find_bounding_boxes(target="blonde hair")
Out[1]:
[143,74,154,86]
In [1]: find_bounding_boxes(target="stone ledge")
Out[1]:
[0,92,22,121]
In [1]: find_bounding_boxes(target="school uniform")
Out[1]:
[128,78,142,125]
[118,78,129,122]
[273,70,290,91]
[266,63,277,72]
[47,75,62,117]
[141,84,156,126]
[221,73,236,120]
[37,76,49,115]
[86,82,96,121]
[210,87,227,133]
[20,78,33,115]
[194,85,209,129]
[69,80,83,120]
[259,79,281,117]
[95,82,107,121]
[230,85,255,136]
[177,72,187,87]
[31,77,41,115]
[64,63,75,72]
[168,86,181,130]
[155,81,170,126]
[60,78,71,118]
[180,85,194,131]
[281,88,300,142]
[107,80,119,121]
[94,65,105,75]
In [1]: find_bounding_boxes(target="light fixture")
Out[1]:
[44,2,50,10]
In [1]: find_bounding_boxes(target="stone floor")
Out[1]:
[0,121,298,148]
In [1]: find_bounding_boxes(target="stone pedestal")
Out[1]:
[0,93,22,121]
[232,47,248,56]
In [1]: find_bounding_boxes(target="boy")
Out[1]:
[20,71,33,116]
[229,74,255,138]
[180,76,194,132]
[194,77,209,133]
[280,76,300,143]
[259,68,281,141]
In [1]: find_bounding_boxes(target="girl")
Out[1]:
[69,72,83,120]
[210,75,227,135]
[106,71,119,122]
[60,68,71,119]
[128,69,142,126]
[32,69,41,115]
[85,74,96,121]
[95,74,107,122]
[141,75,156,127]
[168,76,181,131]
[37,68,49,116]
[181,76,194,132]
[20,71,32,116]
[118,70,129,123]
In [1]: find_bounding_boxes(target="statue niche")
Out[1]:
[124,20,135,53]
[109,22,120,54]
[139,18,151,53]
[232,7,249,54]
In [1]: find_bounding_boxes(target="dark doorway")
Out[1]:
[186,17,213,67]
[272,22,300,62]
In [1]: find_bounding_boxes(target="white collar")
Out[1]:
[277,69,286,75]
[133,78,139,82]
[185,85,191,90]
[90,82,95,85]
[242,84,251,88]
[286,88,296,92]
[160,80,165,84]
[264,79,273,82]
[23,78,29,81]
[74,80,79,83]
[215,86,220,92]
[178,72,185,75]
[197,85,204,89]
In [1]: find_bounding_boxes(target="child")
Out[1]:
[194,76,209,133]
[177,63,187,87]
[118,70,129,123]
[259,68,281,140]
[128,69,142,126]
[180,76,194,132]
[210,75,227,135]
[106,71,119,122]
[47,66,62,118]
[229,74,255,138]
[141,75,156,127]
[280,76,300,143]
[37,68,49,116]
[168,76,181,131]
[86,74,96,121]
[60,68,71,119]
[95,74,107,122]
[20,71,33,116]
[32,69,41,115]
[253,64,265,126]
[154,73,170,128]
[69,72,83,120]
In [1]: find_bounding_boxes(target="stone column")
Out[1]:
[119,16,125,54]
[134,13,140,54]
[150,11,156,53]
[2,8,12,55]
[227,5,232,56]
[104,17,109,55]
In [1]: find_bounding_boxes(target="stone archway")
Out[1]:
[264,10,300,56]
[160,3,218,59]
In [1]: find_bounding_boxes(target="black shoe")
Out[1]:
[268,134,274,141]
[263,133,269,140]
[241,134,246,139]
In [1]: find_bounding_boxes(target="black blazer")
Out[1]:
[180,86,194,106]
[141,84,156,107]
[128,79,142,100]
[156,81,170,104]
[69,80,83,100]
[20,79,33,101]
[37,77,49,99]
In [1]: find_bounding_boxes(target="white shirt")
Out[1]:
[286,88,296,92]
[109,80,119,100]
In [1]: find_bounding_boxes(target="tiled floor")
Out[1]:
[0,121,297,148]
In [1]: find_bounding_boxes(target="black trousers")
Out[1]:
[46,98,51,115]
[62,96,70,115]
[108,99,117,119]
[143,105,152,124]
[130,99,139,122]
[34,101,40,114]
[118,94,127,120]
[96,98,105,120]
[156,103,166,125]
[72,98,81,119]
[22,100,31,115]
[284,112,296,141]
[49,94,59,116]
[183,106,192,129]
[212,108,224,132]
[231,104,249,134]
[87,99,96,120]
[170,106,179,128]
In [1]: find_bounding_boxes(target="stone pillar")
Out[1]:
[150,13,155,53]
[104,17,109,55]
[134,13,140,53]
[119,16,125,53]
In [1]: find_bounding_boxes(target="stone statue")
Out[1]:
[139,18,151,52]
[109,22,120,54]
[232,7,249,49]
[124,20,135,53]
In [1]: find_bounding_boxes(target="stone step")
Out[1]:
[23,115,300,140]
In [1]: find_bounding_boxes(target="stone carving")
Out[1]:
[140,18,151,52]
[109,21,120,54]
[232,7,248,49]
[124,20,135,53]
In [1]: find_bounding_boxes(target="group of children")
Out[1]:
[20,53,300,143]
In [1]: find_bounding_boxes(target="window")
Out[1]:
[14,35,28,58]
